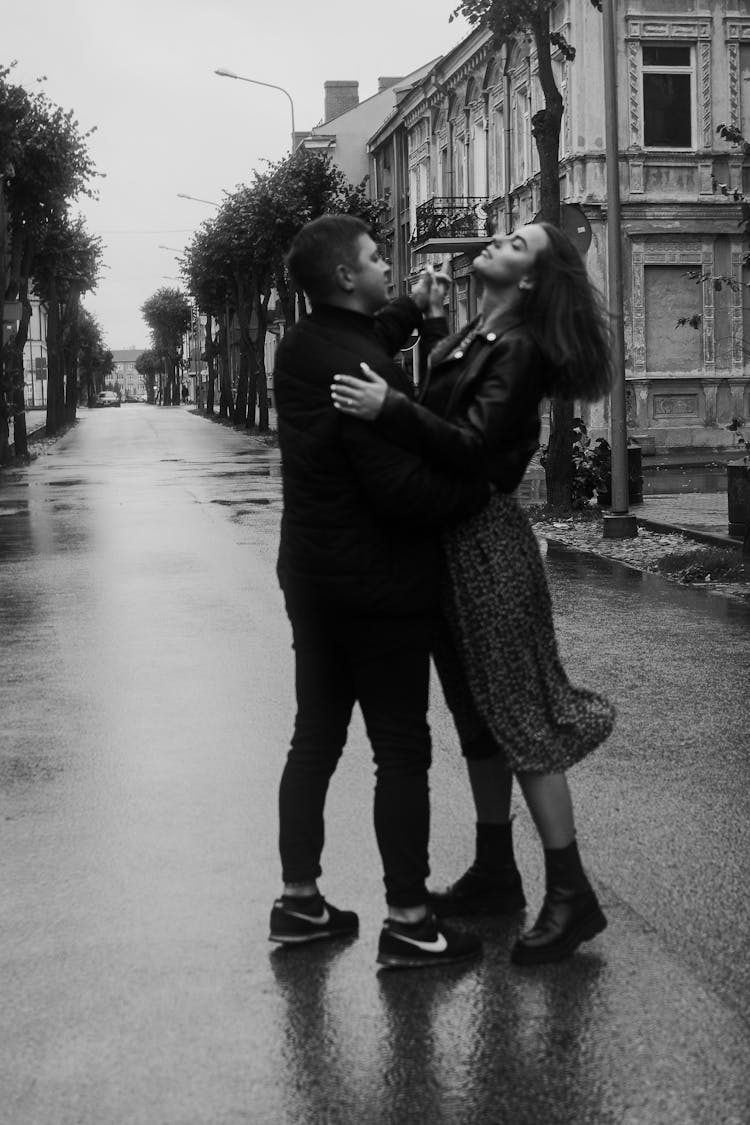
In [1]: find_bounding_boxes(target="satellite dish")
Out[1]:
[532,203,592,255]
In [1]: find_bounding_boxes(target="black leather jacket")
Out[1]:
[375,312,549,493]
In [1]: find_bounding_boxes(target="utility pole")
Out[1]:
[602,0,638,538]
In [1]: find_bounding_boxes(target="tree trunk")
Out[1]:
[531,7,573,513]
[45,277,64,435]
[254,289,270,432]
[63,290,82,422]
[218,311,232,418]
[544,397,575,509]
[205,316,216,415]
[233,280,250,427]
[7,291,33,458]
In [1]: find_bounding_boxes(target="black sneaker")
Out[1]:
[377,911,483,969]
[269,894,359,945]
[430,863,526,918]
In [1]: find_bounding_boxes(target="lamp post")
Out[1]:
[214,67,296,154]
[601,0,638,538]
[176,192,220,207]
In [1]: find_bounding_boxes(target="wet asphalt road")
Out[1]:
[1,405,749,1125]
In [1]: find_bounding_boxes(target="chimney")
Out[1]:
[324,81,359,122]
[378,76,403,93]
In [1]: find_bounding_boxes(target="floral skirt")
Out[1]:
[435,491,615,773]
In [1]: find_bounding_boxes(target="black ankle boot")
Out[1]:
[510,840,606,965]
[430,822,526,918]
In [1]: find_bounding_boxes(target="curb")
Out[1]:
[541,536,750,610]
[635,516,744,551]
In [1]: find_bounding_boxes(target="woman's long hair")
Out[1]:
[520,222,613,402]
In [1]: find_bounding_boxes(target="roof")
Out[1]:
[111,349,144,362]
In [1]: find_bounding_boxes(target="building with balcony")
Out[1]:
[367,0,750,453]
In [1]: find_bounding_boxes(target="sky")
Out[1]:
[5,0,472,350]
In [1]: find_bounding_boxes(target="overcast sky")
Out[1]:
[5,0,471,350]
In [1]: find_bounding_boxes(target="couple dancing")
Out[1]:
[270,213,614,970]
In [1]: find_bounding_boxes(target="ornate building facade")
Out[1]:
[368,0,750,452]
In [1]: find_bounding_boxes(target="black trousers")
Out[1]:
[279,601,434,908]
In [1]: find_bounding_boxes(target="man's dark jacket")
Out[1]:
[274,297,488,615]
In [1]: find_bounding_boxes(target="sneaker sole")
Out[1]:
[510,907,607,966]
[269,928,358,945]
[376,946,483,970]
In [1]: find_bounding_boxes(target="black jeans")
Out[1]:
[279,601,434,908]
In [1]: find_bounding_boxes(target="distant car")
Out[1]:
[96,391,121,408]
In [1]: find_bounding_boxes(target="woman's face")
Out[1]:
[473,224,550,291]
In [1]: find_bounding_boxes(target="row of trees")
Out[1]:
[138,148,385,431]
[1,62,112,463]
[140,0,599,503]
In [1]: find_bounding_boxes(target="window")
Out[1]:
[642,44,693,148]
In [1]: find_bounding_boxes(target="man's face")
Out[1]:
[349,234,391,313]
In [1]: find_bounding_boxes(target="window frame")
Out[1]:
[641,41,695,151]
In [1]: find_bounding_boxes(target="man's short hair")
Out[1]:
[286,214,371,303]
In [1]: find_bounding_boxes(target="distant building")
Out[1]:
[18,295,48,410]
[111,349,146,399]
[298,65,438,187]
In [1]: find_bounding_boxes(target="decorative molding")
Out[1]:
[628,41,641,149]
[699,162,714,195]
[728,42,740,130]
[626,16,713,152]
[725,21,750,139]
[630,161,644,194]
[701,247,715,371]
[562,70,571,158]
[724,19,750,43]
[702,381,719,426]
[626,19,712,41]
[700,40,712,149]
[631,239,713,377]
[731,246,745,375]
[653,394,699,417]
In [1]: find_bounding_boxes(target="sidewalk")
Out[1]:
[636,492,740,546]
[7,408,47,453]
[522,461,743,548]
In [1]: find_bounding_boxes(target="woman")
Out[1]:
[330,223,616,965]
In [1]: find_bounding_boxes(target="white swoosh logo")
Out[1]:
[392,931,448,954]
[286,907,331,925]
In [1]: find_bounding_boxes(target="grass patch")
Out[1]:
[654,546,749,584]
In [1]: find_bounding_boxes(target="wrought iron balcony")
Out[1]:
[415,197,491,243]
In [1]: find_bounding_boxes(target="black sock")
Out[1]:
[543,839,590,892]
[475,821,515,872]
[281,892,324,912]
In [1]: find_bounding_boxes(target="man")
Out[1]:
[270,214,487,969]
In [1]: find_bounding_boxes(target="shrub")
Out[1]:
[539,418,610,509]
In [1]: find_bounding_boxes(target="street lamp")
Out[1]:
[176,192,220,207]
[601,0,638,539]
[214,67,296,154]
